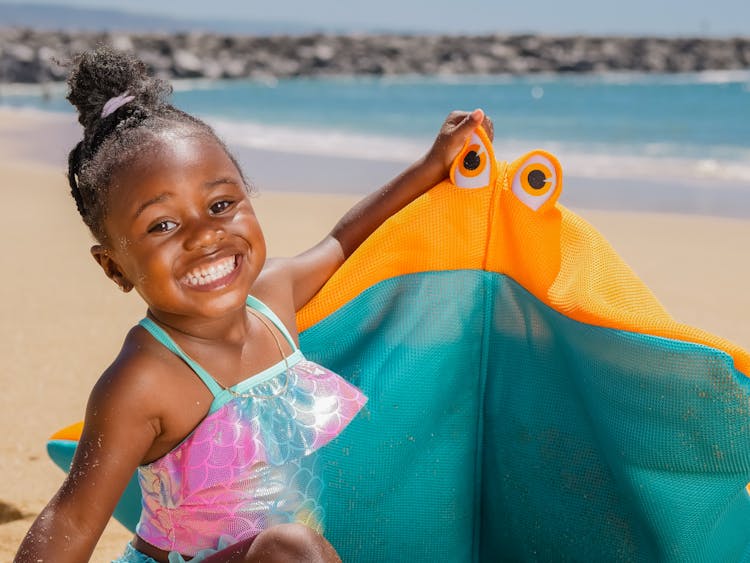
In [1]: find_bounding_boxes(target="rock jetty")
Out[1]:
[1,28,749,83]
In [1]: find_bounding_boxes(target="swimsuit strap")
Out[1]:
[138,296,296,398]
[138,317,225,398]
[245,294,298,352]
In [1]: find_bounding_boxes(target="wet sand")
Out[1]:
[1,107,749,561]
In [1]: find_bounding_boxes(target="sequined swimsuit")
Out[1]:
[133,295,367,559]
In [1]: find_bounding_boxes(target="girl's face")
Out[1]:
[93,131,266,322]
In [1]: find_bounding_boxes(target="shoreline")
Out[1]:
[2,106,750,219]
[2,106,750,560]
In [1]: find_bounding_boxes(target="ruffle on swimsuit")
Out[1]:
[128,295,367,561]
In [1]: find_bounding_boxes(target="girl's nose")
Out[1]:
[184,221,226,250]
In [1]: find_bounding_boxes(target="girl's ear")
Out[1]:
[90,245,134,292]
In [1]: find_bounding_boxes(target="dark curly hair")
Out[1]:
[66,47,246,242]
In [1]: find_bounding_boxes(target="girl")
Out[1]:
[14,47,491,563]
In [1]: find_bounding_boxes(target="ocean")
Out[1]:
[3,71,750,214]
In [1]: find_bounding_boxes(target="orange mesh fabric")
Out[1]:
[299,127,750,376]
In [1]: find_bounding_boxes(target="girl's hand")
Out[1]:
[425,109,495,178]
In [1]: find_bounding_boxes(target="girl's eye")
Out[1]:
[210,200,233,214]
[148,220,177,234]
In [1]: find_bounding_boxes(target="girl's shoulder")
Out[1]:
[88,324,219,464]
[255,256,294,294]
[88,325,184,418]
[253,260,299,338]
[99,324,182,386]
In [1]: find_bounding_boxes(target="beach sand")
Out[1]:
[1,107,749,561]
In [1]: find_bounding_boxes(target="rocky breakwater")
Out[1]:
[1,28,749,83]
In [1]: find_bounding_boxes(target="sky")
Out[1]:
[9,0,750,36]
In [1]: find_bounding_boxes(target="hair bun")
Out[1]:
[66,47,172,131]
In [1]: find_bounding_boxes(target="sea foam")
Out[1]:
[210,117,750,190]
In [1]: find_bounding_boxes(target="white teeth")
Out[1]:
[183,256,236,287]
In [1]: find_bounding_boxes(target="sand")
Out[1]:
[1,107,749,561]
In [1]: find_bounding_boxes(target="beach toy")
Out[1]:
[48,127,750,561]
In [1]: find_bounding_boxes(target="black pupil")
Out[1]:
[463,151,481,171]
[527,169,547,189]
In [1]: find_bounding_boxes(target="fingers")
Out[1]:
[470,108,485,123]
[464,108,484,128]
[445,110,469,126]
[482,115,495,141]
[447,109,480,127]
[464,109,494,142]
[431,109,494,175]
[446,109,492,140]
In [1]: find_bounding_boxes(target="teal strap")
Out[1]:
[138,297,296,398]
[245,295,298,351]
[138,317,225,398]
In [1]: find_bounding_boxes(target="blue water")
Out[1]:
[3,71,750,186]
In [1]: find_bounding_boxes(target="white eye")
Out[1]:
[510,151,562,211]
[450,129,495,189]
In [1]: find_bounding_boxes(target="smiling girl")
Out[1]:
[13,47,490,563]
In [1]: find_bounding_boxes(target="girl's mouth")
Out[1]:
[181,255,241,290]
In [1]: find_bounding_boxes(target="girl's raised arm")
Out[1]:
[263,109,492,313]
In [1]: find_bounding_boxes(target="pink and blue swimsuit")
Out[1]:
[116,295,367,562]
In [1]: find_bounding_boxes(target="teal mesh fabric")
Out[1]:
[300,270,750,562]
[302,271,485,562]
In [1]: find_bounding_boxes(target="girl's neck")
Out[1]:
[146,305,251,347]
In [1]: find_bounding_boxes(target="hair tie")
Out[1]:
[101,91,135,118]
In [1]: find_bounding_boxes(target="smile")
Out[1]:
[182,255,240,288]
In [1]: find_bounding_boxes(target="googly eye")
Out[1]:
[510,151,562,211]
[450,129,495,189]
[459,145,487,178]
